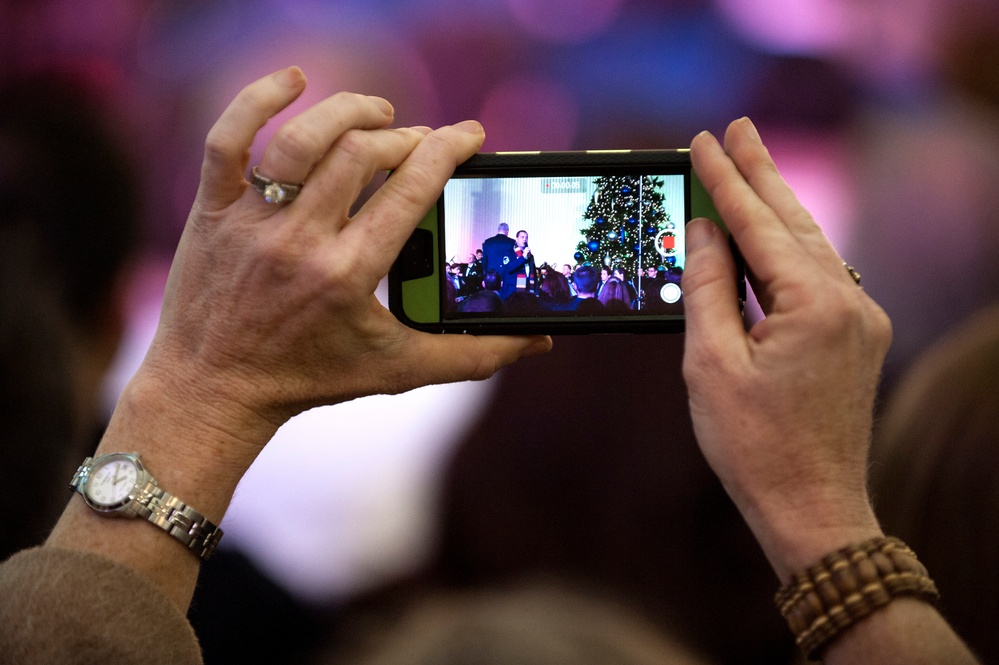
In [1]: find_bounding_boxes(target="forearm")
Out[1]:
[46,367,274,611]
[738,476,977,663]
[822,599,978,665]
[682,119,979,664]
[730,457,976,663]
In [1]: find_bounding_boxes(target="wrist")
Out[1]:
[776,536,941,661]
[45,368,269,611]
[740,490,884,583]
[94,367,279,522]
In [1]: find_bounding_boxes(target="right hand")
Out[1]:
[134,68,551,463]
[680,118,892,580]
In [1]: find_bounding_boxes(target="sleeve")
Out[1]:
[0,546,203,665]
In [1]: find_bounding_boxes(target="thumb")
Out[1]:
[402,334,553,388]
[682,218,745,355]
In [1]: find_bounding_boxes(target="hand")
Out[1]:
[680,118,891,580]
[135,67,551,463]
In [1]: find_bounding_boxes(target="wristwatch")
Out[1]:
[70,452,223,560]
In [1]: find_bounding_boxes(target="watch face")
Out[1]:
[84,455,140,509]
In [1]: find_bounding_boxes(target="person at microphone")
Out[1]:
[512,229,538,295]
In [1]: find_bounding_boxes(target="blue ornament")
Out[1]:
[587,240,600,252]
[608,231,618,240]
[645,226,657,235]
[622,186,631,194]
[627,216,637,225]
[596,216,605,225]
[574,251,584,262]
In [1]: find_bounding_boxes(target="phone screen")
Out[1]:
[440,171,688,322]
[387,150,734,335]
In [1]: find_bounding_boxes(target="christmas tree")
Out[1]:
[574,175,674,282]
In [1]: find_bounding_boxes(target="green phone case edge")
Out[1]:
[400,206,441,324]
[398,154,722,326]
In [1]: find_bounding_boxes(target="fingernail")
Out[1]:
[275,66,305,87]
[523,336,553,358]
[740,117,761,143]
[685,218,720,254]
[371,96,394,117]
[690,129,721,152]
[454,120,484,135]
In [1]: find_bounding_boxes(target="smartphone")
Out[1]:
[388,150,742,334]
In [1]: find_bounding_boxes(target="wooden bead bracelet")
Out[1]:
[775,536,940,660]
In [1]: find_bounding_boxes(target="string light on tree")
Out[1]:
[576,175,670,279]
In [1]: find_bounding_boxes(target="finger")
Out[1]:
[256,91,395,186]
[399,333,553,389]
[722,118,849,283]
[199,67,307,208]
[690,129,815,287]
[348,120,486,276]
[681,218,749,362]
[294,126,432,224]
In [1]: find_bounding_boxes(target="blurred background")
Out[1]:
[3,1,999,663]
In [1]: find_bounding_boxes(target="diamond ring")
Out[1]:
[250,166,303,205]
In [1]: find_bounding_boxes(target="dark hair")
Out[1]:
[870,304,999,663]
[484,270,502,291]
[506,291,540,315]
[444,278,457,312]
[540,272,572,304]
[598,277,632,309]
[459,290,504,313]
[0,72,140,334]
[573,266,599,296]
[344,579,709,665]
[0,72,140,558]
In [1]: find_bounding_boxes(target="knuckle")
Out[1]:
[682,342,725,381]
[721,189,761,224]
[468,351,503,382]
[234,85,269,117]
[816,286,887,345]
[331,90,365,107]
[391,161,439,209]
[272,122,324,164]
[331,91,376,122]
[818,289,863,332]
[203,126,242,164]
[747,150,780,177]
[867,302,894,351]
[333,129,371,164]
[324,256,356,288]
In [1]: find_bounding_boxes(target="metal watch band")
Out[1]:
[132,481,223,560]
[70,454,223,561]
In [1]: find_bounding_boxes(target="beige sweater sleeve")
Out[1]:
[0,546,203,664]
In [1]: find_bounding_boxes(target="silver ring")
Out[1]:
[250,166,303,205]
[844,263,862,286]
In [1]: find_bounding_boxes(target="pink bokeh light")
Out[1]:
[478,77,580,151]
[506,0,624,43]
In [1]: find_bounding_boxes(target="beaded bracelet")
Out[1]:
[775,536,940,660]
